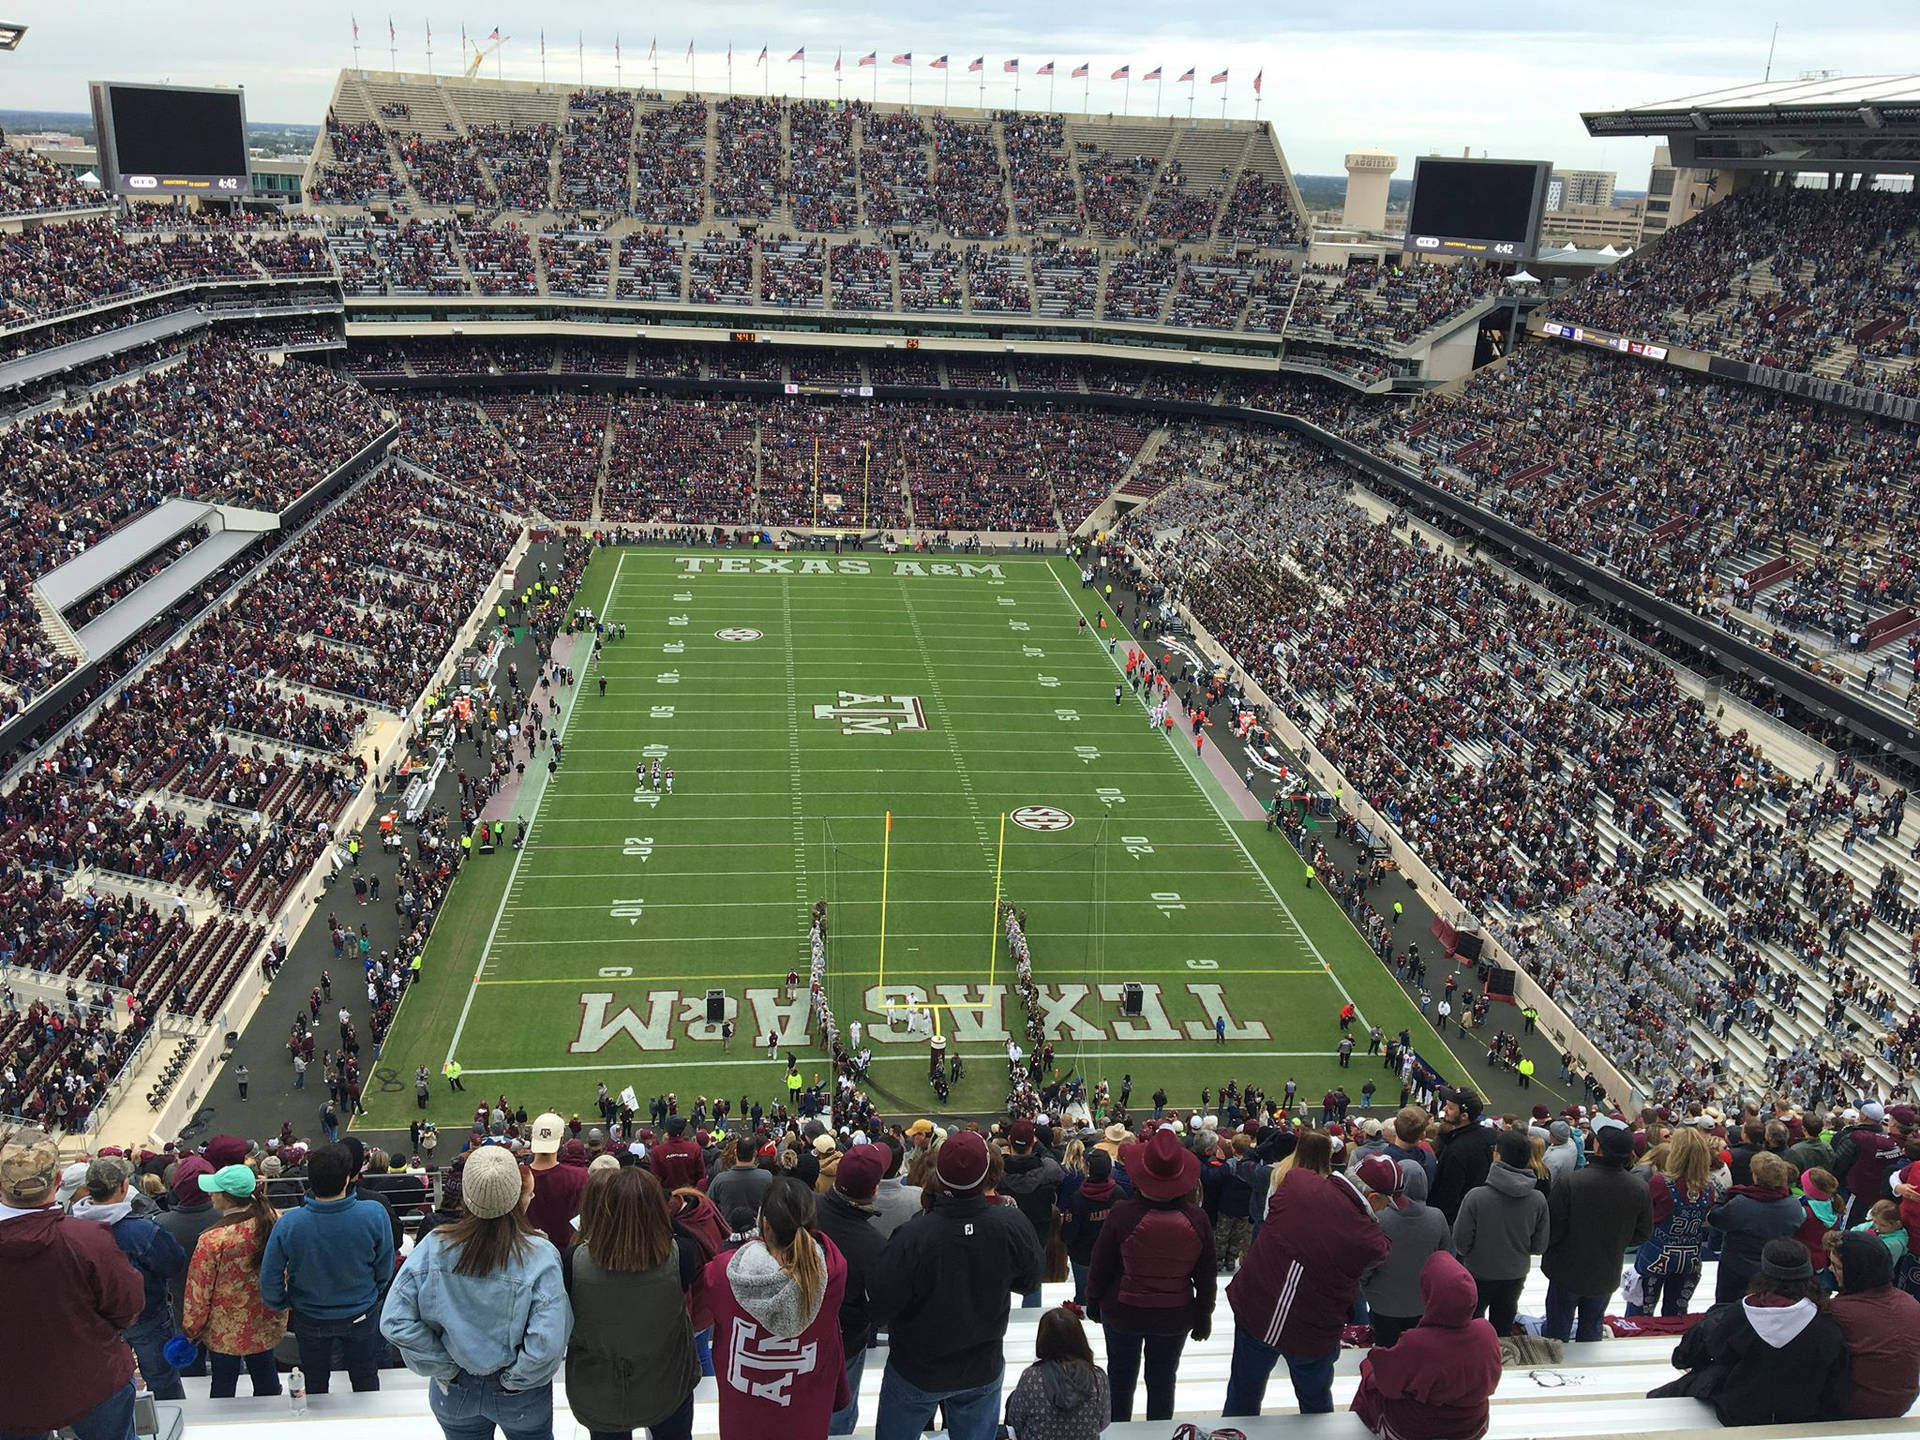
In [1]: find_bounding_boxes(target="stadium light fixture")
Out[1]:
[0,22,25,49]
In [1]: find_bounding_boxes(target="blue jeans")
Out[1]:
[828,1344,868,1435]
[125,1312,185,1400]
[294,1307,384,1393]
[1543,1283,1608,1342]
[694,1325,713,1378]
[874,1362,1002,1440]
[1070,1258,1089,1306]
[1103,1326,1186,1421]
[0,1379,136,1440]
[1222,1328,1336,1416]
[208,1348,282,1398]
[428,1371,553,1440]
[1020,1287,1043,1309]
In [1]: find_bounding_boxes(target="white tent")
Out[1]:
[1507,269,1540,284]
[1598,244,1622,257]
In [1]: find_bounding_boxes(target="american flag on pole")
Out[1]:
[1072,62,1089,78]
[757,46,767,64]
[834,51,842,72]
[1142,65,1162,81]
[929,55,949,69]
[487,26,500,41]
[352,14,360,40]
[892,53,912,65]
[1036,61,1054,76]
[1110,64,1128,79]
[859,52,877,66]
[967,56,984,72]
[539,30,545,56]
[1210,69,1228,83]
[648,37,656,59]
[1003,58,1019,73]
[1178,67,1195,83]
[389,16,395,43]
[686,39,693,59]
[789,46,805,61]
[1253,68,1262,94]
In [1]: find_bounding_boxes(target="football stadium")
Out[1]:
[2,9,1920,1440]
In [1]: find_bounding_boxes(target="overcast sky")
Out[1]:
[5,2,1913,179]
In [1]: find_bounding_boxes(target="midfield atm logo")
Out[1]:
[813,692,928,736]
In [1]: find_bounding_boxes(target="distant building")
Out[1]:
[1540,198,1645,248]
[1547,169,1616,210]
[1639,144,1716,242]
[1342,148,1397,232]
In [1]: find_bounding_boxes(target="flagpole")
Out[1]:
[872,60,878,104]
[943,66,950,109]
[425,21,432,75]
[977,64,984,110]
[1014,68,1021,111]
[727,49,734,95]
[1048,70,1055,111]
[351,16,361,69]
[540,32,546,85]
[615,36,622,87]
[388,20,396,71]
[1187,74,1195,120]
[578,34,584,88]
[1123,76,1129,116]
[690,45,697,95]
[1222,77,1229,121]
[651,40,658,91]
[1083,71,1089,114]
[836,54,843,103]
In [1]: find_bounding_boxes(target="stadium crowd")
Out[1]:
[12,1076,1920,1437]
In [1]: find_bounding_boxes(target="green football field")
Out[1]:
[360,548,1471,1129]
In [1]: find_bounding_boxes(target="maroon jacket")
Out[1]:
[1352,1252,1502,1440]
[651,1137,707,1192]
[0,1208,144,1429]
[1086,1195,1216,1336]
[1227,1167,1390,1357]
[701,1232,850,1435]
[1829,1284,1920,1419]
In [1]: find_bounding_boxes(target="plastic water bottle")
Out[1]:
[289,1366,308,1416]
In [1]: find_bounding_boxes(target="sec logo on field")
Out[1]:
[714,628,763,642]
[1011,806,1074,832]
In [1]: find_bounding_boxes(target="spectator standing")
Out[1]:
[383,1144,573,1440]
[1086,1128,1216,1422]
[260,1141,396,1393]
[1825,1230,1920,1418]
[1451,1129,1550,1338]
[870,1136,922,1239]
[1350,1253,1502,1440]
[71,1155,188,1401]
[562,1166,701,1440]
[870,1129,1044,1440]
[707,1136,774,1226]
[1710,1151,1804,1302]
[527,1113,591,1251]
[1355,1156,1449,1347]
[1427,1087,1494,1224]
[703,1176,850,1438]
[181,1165,288,1398]
[1541,1124,1651,1342]
[1222,1144,1390,1416]
[1629,1126,1718,1317]
[1656,1238,1852,1426]
[813,1144,889,1436]
[154,1152,221,1373]
[0,1129,144,1440]
[1002,1308,1111,1440]
[1061,1147,1120,1307]
[999,1119,1064,1309]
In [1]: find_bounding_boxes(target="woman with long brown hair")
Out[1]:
[180,1165,287,1398]
[382,1144,574,1440]
[1629,1125,1719,1316]
[701,1175,850,1438]
[564,1166,702,1440]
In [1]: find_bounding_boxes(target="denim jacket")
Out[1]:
[380,1228,573,1391]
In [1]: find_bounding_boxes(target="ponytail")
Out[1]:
[759,1176,825,1315]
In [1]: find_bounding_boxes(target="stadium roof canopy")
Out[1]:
[1583,75,1920,172]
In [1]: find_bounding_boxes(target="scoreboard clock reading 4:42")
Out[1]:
[89,81,251,197]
